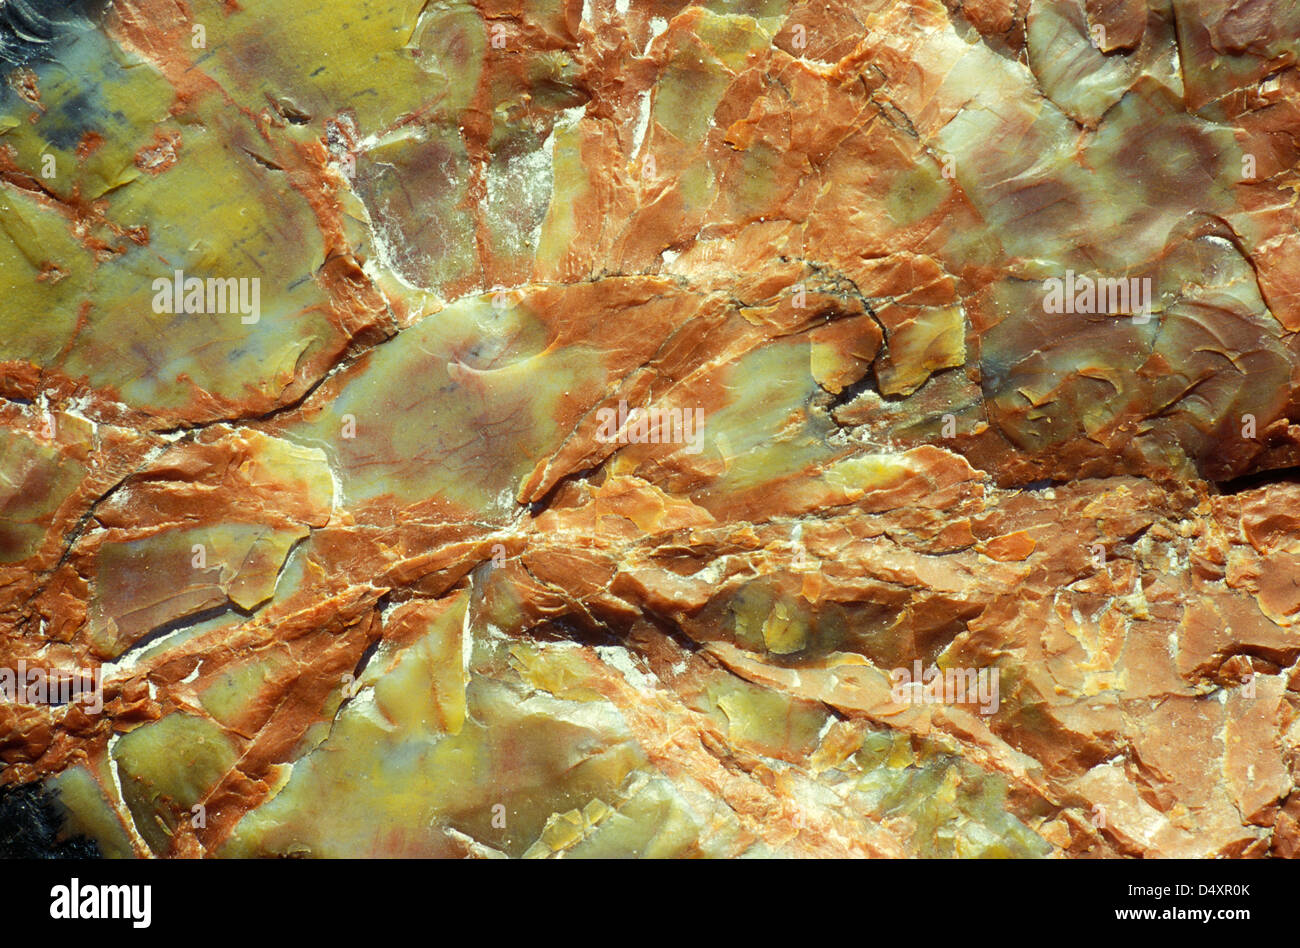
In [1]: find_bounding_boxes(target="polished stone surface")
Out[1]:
[1,0,1298,857]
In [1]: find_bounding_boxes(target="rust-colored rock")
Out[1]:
[0,0,1297,859]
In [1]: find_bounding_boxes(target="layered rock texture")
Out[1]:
[1,0,1299,858]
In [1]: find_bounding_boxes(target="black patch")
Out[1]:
[1019,479,1057,492]
[1215,464,1300,496]
[0,781,102,859]
[0,0,108,71]
[43,86,94,150]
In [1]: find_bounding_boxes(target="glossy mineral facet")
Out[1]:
[1,0,1298,858]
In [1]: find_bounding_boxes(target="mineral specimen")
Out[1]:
[0,0,1298,859]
